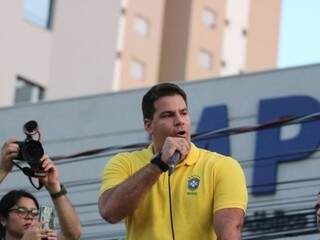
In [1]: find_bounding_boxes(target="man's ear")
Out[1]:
[144,118,153,134]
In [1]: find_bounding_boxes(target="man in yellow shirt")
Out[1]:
[99,83,248,239]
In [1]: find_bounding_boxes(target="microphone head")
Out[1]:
[168,152,181,175]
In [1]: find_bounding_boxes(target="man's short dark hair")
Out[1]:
[142,82,187,120]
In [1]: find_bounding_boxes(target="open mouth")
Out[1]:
[176,130,186,137]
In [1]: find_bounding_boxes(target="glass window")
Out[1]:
[15,77,45,104]
[133,16,149,37]
[199,50,213,69]
[202,7,216,28]
[129,59,145,80]
[23,0,54,29]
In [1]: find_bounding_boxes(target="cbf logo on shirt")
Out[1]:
[187,175,200,195]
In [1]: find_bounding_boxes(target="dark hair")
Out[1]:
[142,83,187,120]
[0,190,39,238]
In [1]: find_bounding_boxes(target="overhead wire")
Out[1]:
[49,111,320,161]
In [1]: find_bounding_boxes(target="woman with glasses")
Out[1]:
[0,190,57,240]
[0,139,82,240]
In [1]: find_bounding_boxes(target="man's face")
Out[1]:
[1,197,39,238]
[144,94,191,152]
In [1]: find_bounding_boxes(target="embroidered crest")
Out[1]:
[187,175,200,191]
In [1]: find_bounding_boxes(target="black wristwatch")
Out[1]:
[50,184,67,199]
[150,153,169,172]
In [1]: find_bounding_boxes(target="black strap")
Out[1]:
[12,161,44,190]
[28,175,43,190]
[150,153,169,172]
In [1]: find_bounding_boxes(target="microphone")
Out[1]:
[168,151,181,176]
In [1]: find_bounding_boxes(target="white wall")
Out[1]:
[220,0,251,75]
[47,0,121,100]
[0,0,121,107]
[0,0,52,106]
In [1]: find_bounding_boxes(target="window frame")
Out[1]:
[23,0,55,29]
[14,76,45,104]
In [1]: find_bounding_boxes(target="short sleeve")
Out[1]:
[213,157,248,213]
[99,153,131,196]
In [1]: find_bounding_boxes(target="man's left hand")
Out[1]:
[39,155,61,193]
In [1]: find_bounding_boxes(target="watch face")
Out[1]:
[153,153,162,161]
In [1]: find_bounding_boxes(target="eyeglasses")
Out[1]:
[9,206,39,218]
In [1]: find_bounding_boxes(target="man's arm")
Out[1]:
[51,190,81,240]
[0,138,18,183]
[98,163,162,223]
[99,136,190,224]
[315,198,320,226]
[0,168,9,183]
[40,156,82,240]
[214,208,245,240]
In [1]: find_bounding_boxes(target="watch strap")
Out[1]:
[50,184,67,199]
[150,153,169,172]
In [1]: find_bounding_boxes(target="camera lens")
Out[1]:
[23,120,39,136]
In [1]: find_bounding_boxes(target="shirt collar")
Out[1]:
[180,143,198,166]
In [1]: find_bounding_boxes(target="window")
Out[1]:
[15,77,45,104]
[129,59,145,80]
[242,28,248,36]
[221,60,226,68]
[23,0,54,29]
[133,16,149,37]
[202,7,216,28]
[198,50,213,69]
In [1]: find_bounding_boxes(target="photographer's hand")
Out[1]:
[0,138,19,183]
[44,229,58,240]
[39,154,60,193]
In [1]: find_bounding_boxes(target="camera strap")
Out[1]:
[12,161,44,190]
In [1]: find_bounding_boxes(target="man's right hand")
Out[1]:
[160,137,190,164]
[0,138,19,173]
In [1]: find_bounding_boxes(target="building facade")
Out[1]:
[0,0,281,107]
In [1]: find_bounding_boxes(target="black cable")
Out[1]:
[168,174,175,240]
[46,145,320,174]
[47,111,320,162]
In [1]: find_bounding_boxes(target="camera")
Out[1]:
[15,120,45,175]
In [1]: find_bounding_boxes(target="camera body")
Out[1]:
[16,140,44,169]
[15,120,45,175]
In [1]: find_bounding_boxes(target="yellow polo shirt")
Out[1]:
[99,143,248,240]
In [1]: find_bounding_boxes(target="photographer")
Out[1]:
[0,138,82,240]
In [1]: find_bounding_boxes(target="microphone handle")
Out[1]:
[168,151,180,175]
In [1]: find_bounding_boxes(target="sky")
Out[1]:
[278,0,320,68]
[24,0,51,28]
